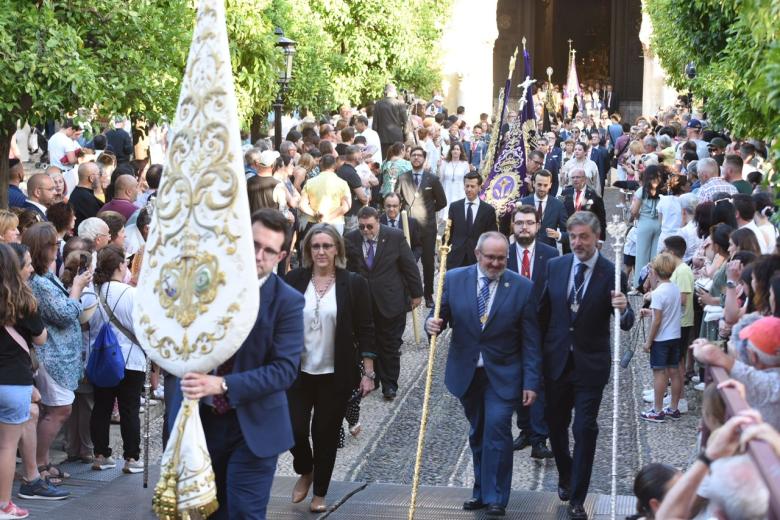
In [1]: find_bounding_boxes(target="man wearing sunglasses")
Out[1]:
[345,206,422,400]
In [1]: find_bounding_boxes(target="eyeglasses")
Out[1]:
[410,153,425,158]
[254,243,280,256]
[311,243,335,251]
[513,220,537,227]
[358,224,375,230]
[531,159,543,166]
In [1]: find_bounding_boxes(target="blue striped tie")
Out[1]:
[478,276,490,324]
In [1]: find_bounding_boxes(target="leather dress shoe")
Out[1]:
[557,481,571,502]
[486,504,506,517]
[530,441,554,459]
[568,503,587,519]
[462,498,486,511]
[382,388,397,400]
[512,433,531,451]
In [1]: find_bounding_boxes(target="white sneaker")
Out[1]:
[662,395,688,413]
[92,455,117,471]
[694,382,705,391]
[643,389,668,403]
[691,375,701,384]
[123,459,144,474]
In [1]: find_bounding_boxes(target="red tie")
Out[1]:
[575,190,582,211]
[211,356,235,414]
[521,249,531,278]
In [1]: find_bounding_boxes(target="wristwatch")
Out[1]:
[726,280,737,289]
[220,377,228,395]
[362,371,376,380]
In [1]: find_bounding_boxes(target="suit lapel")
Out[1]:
[373,232,388,267]
[465,266,481,331]
[507,242,519,273]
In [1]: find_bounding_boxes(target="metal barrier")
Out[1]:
[706,366,780,520]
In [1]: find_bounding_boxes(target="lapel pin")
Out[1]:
[504,282,509,287]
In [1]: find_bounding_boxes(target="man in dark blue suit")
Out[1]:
[380,192,422,262]
[178,208,305,519]
[506,205,558,458]
[519,169,568,249]
[588,132,609,194]
[22,173,55,221]
[446,172,497,269]
[536,137,561,197]
[538,212,634,520]
[426,231,541,517]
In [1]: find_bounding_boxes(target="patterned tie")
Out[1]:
[389,218,396,228]
[521,249,531,278]
[575,189,582,211]
[569,262,588,307]
[477,276,491,326]
[466,202,474,233]
[366,239,375,269]
[212,356,235,414]
[537,200,544,222]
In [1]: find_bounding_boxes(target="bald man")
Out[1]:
[98,174,139,220]
[7,159,26,208]
[23,173,56,220]
[70,162,105,230]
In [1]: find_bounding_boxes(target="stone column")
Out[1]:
[639,3,678,116]
[440,0,499,122]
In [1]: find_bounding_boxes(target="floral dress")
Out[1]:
[380,158,412,196]
[30,272,83,391]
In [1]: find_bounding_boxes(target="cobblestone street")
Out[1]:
[275,186,701,495]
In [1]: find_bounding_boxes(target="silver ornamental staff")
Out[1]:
[401,210,421,342]
[143,357,151,488]
[606,215,628,520]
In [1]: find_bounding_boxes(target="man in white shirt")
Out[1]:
[47,119,79,180]
[355,115,382,165]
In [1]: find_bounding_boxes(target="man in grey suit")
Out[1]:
[372,84,408,160]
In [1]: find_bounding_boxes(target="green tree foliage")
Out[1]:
[644,0,780,169]
[0,0,450,207]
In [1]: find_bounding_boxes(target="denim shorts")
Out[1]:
[650,339,681,369]
[0,385,33,424]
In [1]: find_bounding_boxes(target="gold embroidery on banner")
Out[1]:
[141,3,243,360]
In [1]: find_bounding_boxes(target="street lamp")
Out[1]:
[273,27,296,151]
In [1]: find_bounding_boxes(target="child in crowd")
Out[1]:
[641,253,682,422]
[664,236,694,409]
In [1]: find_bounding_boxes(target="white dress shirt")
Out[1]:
[464,198,480,223]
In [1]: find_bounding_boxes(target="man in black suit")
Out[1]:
[105,116,133,164]
[345,206,423,399]
[446,172,497,269]
[372,84,408,159]
[22,173,55,221]
[518,169,567,249]
[561,168,607,245]
[506,205,558,459]
[396,146,447,307]
[536,137,561,197]
[381,192,422,262]
[538,212,634,520]
[588,131,609,195]
[604,84,619,115]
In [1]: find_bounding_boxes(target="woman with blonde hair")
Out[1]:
[284,224,375,512]
[0,211,20,244]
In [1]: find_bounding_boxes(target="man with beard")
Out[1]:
[506,205,558,458]
[396,146,447,307]
[426,231,540,517]
[538,212,633,520]
[518,169,568,249]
